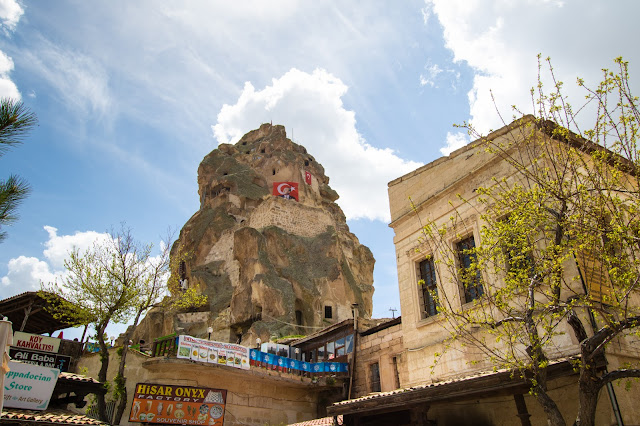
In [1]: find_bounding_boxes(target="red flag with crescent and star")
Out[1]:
[273,182,299,201]
[305,171,312,185]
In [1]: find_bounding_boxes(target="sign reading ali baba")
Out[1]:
[3,361,60,410]
[129,383,226,425]
[9,347,71,372]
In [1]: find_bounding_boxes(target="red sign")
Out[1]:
[272,182,298,201]
[129,383,226,425]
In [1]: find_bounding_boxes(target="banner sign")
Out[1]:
[13,332,60,353]
[176,335,250,370]
[249,349,347,375]
[9,347,71,372]
[272,182,299,201]
[129,383,226,425]
[3,361,60,410]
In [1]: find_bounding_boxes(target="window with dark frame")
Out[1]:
[501,215,535,276]
[324,305,333,319]
[457,235,484,303]
[392,356,400,389]
[418,257,438,318]
[369,362,381,392]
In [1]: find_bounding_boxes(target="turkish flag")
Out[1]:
[273,182,299,201]
[305,171,312,185]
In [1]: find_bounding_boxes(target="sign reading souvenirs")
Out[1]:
[129,383,227,425]
[272,182,299,201]
[3,361,60,410]
[176,335,250,370]
[9,347,71,372]
[13,332,61,353]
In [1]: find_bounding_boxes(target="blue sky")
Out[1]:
[0,0,638,339]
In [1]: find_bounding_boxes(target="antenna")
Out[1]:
[389,308,397,319]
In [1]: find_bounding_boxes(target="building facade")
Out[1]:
[329,117,640,426]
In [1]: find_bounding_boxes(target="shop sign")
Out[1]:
[9,347,71,372]
[3,361,60,410]
[13,332,61,353]
[129,383,226,425]
[176,335,250,370]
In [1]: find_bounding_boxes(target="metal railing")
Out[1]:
[150,334,178,357]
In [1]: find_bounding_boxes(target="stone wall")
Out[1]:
[77,350,341,426]
[352,322,406,398]
[248,198,334,238]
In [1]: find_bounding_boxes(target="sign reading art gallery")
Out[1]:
[13,332,61,353]
[3,361,60,410]
[129,383,226,425]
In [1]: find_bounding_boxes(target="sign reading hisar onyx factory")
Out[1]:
[13,332,61,353]
[129,383,227,425]
[3,361,60,410]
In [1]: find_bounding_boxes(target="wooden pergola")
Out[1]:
[0,292,78,335]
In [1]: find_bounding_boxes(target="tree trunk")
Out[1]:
[575,383,599,426]
[96,323,110,423]
[113,310,143,425]
[574,355,602,426]
[532,385,566,426]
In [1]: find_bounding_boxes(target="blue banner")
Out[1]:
[287,358,300,370]
[249,351,348,376]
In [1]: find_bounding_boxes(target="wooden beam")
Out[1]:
[19,302,33,332]
[514,394,532,426]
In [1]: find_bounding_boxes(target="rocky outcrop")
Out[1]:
[137,124,374,346]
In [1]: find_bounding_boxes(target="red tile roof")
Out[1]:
[288,415,343,426]
[58,372,101,384]
[1,408,107,425]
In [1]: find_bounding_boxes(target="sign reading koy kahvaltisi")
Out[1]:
[3,361,60,410]
[13,332,60,353]
[129,383,227,425]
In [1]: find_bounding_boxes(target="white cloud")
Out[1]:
[22,38,112,117]
[1,256,57,295]
[213,68,422,222]
[440,131,469,156]
[420,64,442,87]
[0,0,23,32]
[0,1,23,98]
[426,0,640,138]
[42,226,110,270]
[0,49,20,99]
[0,226,109,298]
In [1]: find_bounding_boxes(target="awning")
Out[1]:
[327,358,576,418]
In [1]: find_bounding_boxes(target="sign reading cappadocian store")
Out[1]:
[129,383,227,425]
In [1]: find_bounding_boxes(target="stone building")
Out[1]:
[328,117,640,425]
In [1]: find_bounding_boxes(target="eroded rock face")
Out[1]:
[142,124,374,346]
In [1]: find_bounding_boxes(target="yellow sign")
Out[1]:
[129,383,226,425]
